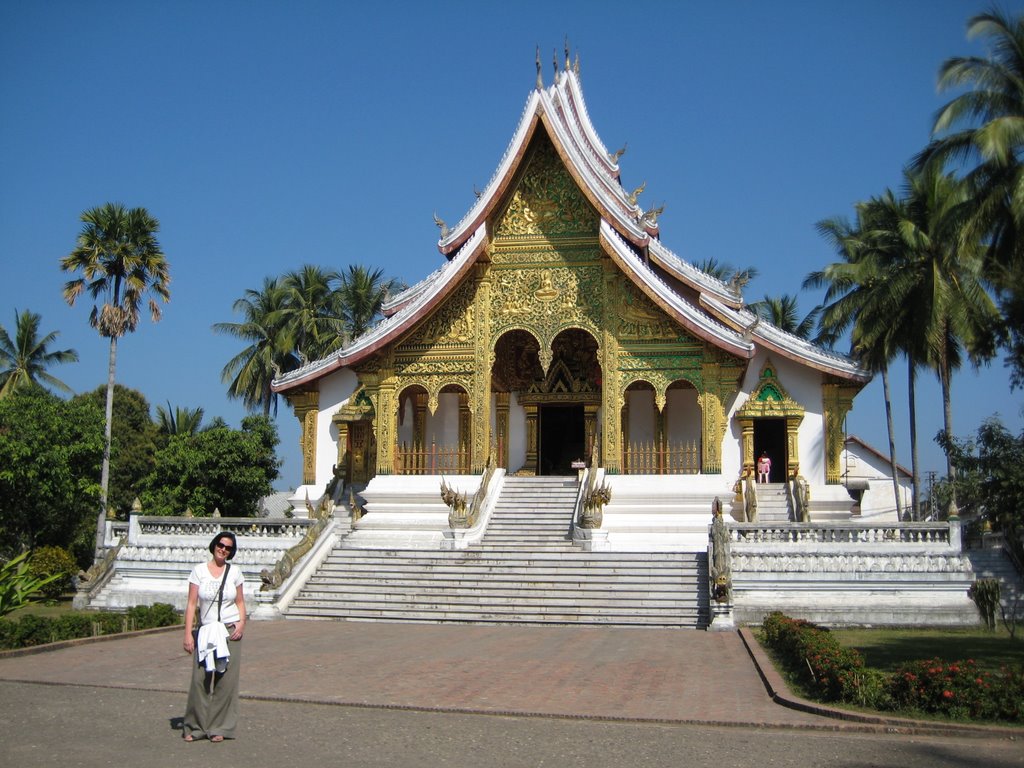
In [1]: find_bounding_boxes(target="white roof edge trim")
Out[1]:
[701,294,870,380]
[541,90,648,242]
[600,221,752,355]
[550,75,630,210]
[274,225,487,389]
[647,238,739,305]
[381,262,446,312]
[439,91,540,250]
[563,71,617,174]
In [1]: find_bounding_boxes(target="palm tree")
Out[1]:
[155,402,207,436]
[336,264,399,341]
[212,277,298,417]
[916,8,1024,383]
[887,166,1003,517]
[60,202,170,553]
[808,200,907,518]
[279,265,344,361]
[748,294,821,340]
[0,309,79,398]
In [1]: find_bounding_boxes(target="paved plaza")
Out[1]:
[1,621,1020,767]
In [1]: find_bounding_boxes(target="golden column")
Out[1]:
[458,392,472,474]
[288,390,319,486]
[494,392,510,470]
[584,403,600,466]
[524,404,539,474]
[822,383,857,484]
[471,262,492,473]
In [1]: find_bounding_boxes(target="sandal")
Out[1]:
[210,735,224,743]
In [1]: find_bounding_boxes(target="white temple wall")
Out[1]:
[626,389,656,442]
[727,351,828,484]
[841,442,909,522]
[316,367,359,488]
[507,392,527,473]
[665,387,700,444]
[424,392,460,448]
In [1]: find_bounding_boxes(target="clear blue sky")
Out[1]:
[2,1,1021,491]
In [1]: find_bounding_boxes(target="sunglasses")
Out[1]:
[215,542,235,552]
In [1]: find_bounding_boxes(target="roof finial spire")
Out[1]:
[552,48,558,80]
[433,212,450,239]
[564,37,570,71]
[574,51,580,76]
[628,181,646,207]
[535,45,543,90]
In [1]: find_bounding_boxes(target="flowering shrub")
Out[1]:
[759,611,872,703]
[760,613,1024,723]
[890,658,992,719]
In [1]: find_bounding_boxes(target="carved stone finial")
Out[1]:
[628,181,646,207]
[536,45,543,90]
[131,497,143,515]
[433,211,450,239]
[212,507,221,518]
[185,506,194,518]
[609,143,627,164]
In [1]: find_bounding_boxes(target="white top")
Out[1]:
[189,562,245,625]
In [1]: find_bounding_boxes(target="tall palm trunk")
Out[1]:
[939,335,958,518]
[908,359,920,520]
[94,335,117,556]
[881,364,903,519]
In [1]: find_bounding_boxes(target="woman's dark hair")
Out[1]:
[208,531,238,560]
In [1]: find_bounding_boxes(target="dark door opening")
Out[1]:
[753,418,786,483]
[539,405,584,476]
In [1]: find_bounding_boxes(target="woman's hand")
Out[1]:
[229,621,244,641]
[183,631,195,654]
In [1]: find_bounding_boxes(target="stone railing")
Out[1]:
[134,517,314,539]
[729,521,955,547]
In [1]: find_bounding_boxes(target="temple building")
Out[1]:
[82,56,980,629]
[272,58,873,544]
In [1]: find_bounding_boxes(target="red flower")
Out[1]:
[942,690,954,700]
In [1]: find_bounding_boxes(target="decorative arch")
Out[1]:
[734,360,804,479]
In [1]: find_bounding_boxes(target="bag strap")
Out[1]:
[201,563,231,625]
[216,563,230,623]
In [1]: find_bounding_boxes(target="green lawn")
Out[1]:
[831,626,1024,672]
[6,596,77,619]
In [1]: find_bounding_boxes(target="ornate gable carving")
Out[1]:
[494,136,599,239]
[737,360,803,419]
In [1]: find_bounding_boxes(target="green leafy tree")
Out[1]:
[141,415,281,516]
[0,388,104,564]
[60,203,170,554]
[155,402,206,436]
[748,294,821,340]
[938,417,1024,561]
[809,199,907,517]
[0,309,78,398]
[336,264,400,341]
[280,265,344,361]
[73,385,160,517]
[212,277,299,417]
[916,8,1024,385]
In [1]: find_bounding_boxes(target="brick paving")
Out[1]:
[0,620,828,728]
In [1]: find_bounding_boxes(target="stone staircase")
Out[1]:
[966,548,1024,613]
[285,476,708,627]
[753,483,790,523]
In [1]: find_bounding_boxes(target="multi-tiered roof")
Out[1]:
[274,65,868,394]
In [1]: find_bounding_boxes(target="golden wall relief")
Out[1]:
[490,265,603,365]
[493,136,599,240]
[614,279,697,343]
[399,279,477,351]
[286,390,319,486]
[822,382,857,485]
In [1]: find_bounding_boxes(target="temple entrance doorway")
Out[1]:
[753,418,786,483]
[539,404,584,476]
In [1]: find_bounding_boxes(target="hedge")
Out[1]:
[760,611,1024,723]
[0,603,180,650]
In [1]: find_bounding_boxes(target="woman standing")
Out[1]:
[182,531,246,742]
